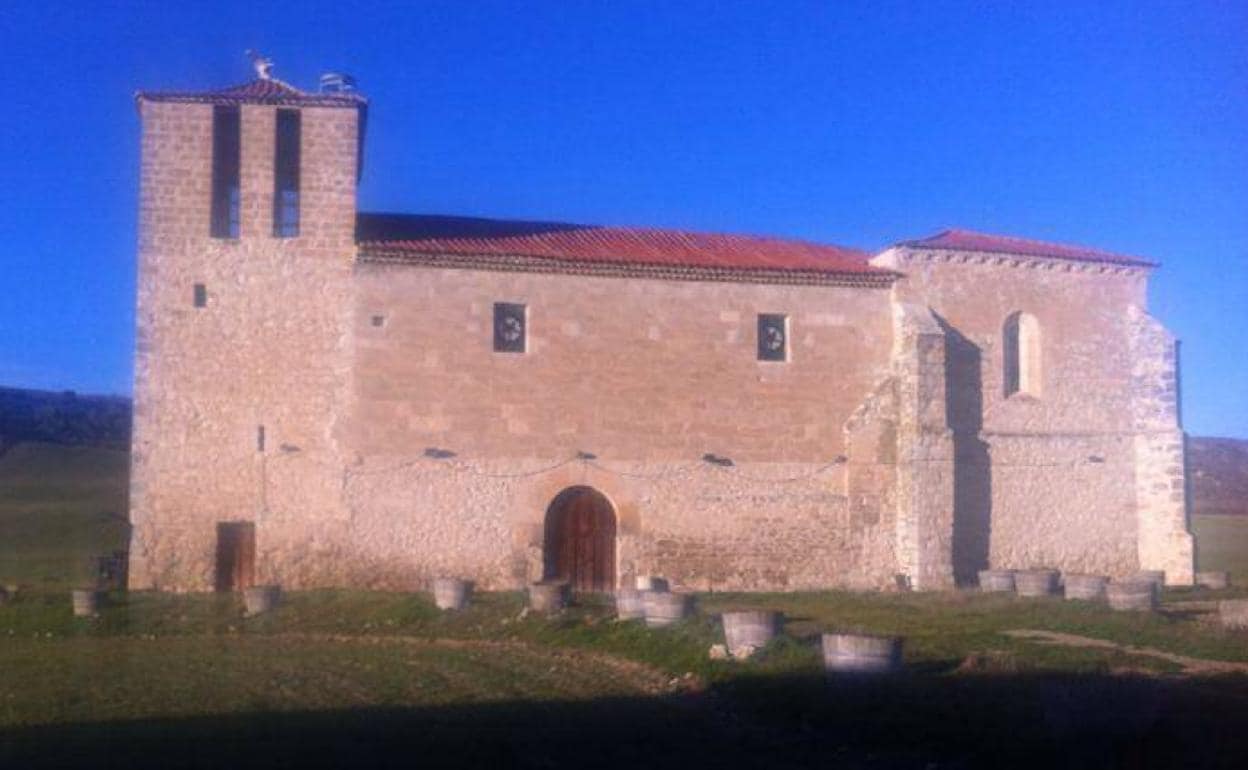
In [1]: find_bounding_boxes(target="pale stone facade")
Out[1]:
[128,76,1194,593]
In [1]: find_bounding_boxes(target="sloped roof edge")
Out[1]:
[136,78,366,108]
[894,228,1156,268]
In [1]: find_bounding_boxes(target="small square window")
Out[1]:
[493,302,527,353]
[193,283,207,308]
[757,313,788,361]
[370,314,385,328]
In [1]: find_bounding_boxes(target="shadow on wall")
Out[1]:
[938,316,992,585]
[5,672,1248,769]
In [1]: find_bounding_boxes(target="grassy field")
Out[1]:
[1192,514,1248,579]
[0,442,129,590]
[4,588,1248,768]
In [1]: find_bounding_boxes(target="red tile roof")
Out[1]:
[898,228,1155,268]
[136,78,365,108]
[356,213,894,285]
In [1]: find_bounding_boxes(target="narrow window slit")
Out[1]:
[210,106,240,238]
[1003,311,1042,397]
[273,109,301,238]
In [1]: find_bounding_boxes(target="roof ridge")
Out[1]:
[897,227,1155,268]
[220,77,304,95]
[947,227,1109,251]
[266,76,302,93]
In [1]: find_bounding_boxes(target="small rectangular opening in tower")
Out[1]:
[256,425,266,452]
[210,106,241,239]
[193,283,207,308]
[273,109,301,238]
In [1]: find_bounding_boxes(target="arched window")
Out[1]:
[1003,312,1042,397]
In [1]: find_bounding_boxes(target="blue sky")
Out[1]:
[0,1,1245,437]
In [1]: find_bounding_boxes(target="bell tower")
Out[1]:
[129,58,366,591]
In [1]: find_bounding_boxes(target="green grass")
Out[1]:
[0,441,129,515]
[0,635,665,728]
[1192,513,1248,581]
[0,442,129,590]
[4,588,1248,768]
[7,587,1247,682]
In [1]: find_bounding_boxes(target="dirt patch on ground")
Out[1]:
[1004,629,1248,675]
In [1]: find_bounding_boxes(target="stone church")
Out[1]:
[128,67,1194,594]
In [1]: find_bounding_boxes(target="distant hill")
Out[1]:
[1189,436,1248,517]
[0,386,131,454]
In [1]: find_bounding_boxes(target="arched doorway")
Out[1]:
[543,486,616,592]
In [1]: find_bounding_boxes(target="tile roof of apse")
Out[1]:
[355,213,897,286]
[898,229,1156,268]
[135,78,366,108]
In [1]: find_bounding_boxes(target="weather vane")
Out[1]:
[245,49,274,80]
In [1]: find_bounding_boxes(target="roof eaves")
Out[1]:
[355,245,900,287]
[135,80,367,110]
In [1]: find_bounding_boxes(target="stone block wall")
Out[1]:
[130,100,361,591]
[335,263,908,591]
[890,304,955,589]
[982,432,1137,574]
[1129,306,1195,584]
[325,458,896,592]
[873,246,1194,583]
[347,264,895,462]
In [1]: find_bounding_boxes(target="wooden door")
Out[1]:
[215,521,255,591]
[544,488,615,592]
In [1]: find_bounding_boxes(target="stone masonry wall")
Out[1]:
[347,265,895,462]
[336,264,905,591]
[890,304,955,589]
[874,247,1193,582]
[323,458,894,592]
[1129,306,1195,584]
[130,100,360,591]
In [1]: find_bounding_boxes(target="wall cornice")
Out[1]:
[356,249,900,289]
[877,247,1151,277]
